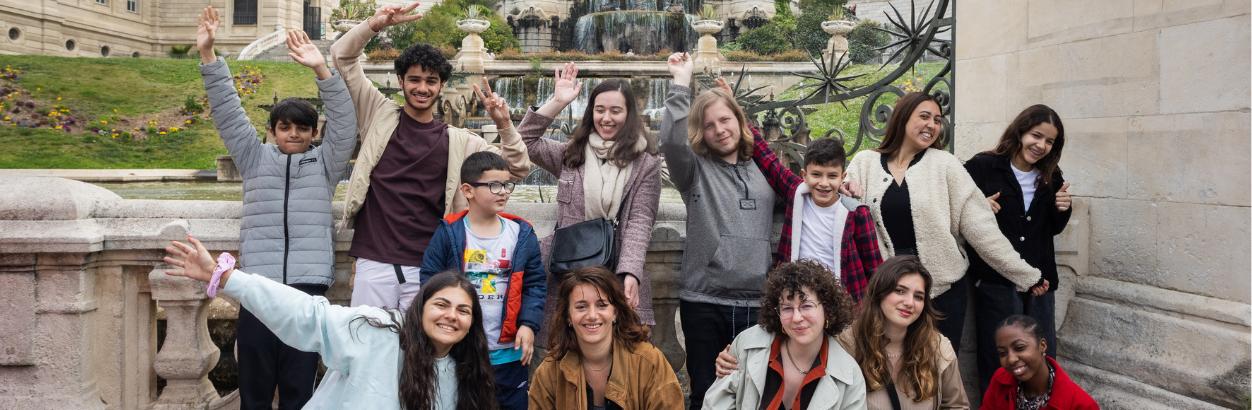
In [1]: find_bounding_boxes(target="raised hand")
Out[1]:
[196,7,221,65]
[714,77,733,94]
[163,236,219,284]
[368,2,422,32]
[987,191,1002,214]
[668,52,693,87]
[1055,183,1071,211]
[286,29,332,80]
[551,62,582,106]
[473,77,513,129]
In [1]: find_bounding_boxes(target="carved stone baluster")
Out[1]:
[148,221,220,409]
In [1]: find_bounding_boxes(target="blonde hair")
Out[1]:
[686,88,754,161]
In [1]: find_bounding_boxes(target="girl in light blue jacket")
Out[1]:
[163,236,499,410]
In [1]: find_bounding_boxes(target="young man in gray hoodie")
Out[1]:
[658,53,779,410]
[197,8,356,409]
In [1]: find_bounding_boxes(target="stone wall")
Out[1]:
[954,1,1250,408]
[0,0,326,58]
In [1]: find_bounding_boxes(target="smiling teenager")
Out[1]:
[658,52,779,410]
[982,316,1097,410]
[162,238,497,410]
[528,266,683,410]
[962,105,1073,393]
[515,62,663,352]
[842,92,1042,351]
[330,1,530,311]
[702,260,865,410]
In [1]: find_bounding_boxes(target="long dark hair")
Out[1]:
[982,104,1066,188]
[354,271,498,410]
[563,78,657,169]
[545,265,650,359]
[851,256,943,402]
[873,92,946,155]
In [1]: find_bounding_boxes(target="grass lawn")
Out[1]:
[0,55,322,169]
[762,62,947,156]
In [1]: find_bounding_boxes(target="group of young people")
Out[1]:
[162,2,1098,409]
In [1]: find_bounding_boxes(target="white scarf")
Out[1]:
[582,132,643,221]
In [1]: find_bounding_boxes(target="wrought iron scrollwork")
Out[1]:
[734,0,954,166]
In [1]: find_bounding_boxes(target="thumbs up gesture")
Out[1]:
[986,192,1001,214]
[1055,183,1071,211]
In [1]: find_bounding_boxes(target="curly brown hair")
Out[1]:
[758,260,857,339]
[545,265,650,360]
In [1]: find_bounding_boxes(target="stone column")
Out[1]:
[149,222,221,410]
[690,19,725,75]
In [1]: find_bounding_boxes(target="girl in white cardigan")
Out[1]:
[842,92,1043,351]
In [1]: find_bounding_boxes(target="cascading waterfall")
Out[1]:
[587,0,701,14]
[573,11,699,55]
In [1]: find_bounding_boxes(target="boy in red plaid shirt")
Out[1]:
[751,132,884,302]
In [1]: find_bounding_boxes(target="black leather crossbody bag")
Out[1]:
[546,204,624,276]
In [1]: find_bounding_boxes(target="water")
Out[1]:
[587,0,701,14]
[573,11,699,55]
[486,76,671,120]
[91,181,683,203]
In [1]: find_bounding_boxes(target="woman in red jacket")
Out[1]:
[982,315,1098,410]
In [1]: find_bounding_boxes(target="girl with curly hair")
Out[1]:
[703,260,865,410]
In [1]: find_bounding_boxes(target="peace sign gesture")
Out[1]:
[474,77,513,129]
[367,2,423,32]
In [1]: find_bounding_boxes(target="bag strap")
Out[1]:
[886,381,903,410]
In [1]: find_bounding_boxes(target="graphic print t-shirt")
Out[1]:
[463,216,522,357]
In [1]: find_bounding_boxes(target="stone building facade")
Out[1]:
[954,0,1250,408]
[0,0,330,58]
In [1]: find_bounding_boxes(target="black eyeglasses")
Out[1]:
[467,181,516,194]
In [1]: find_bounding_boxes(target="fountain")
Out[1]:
[573,10,698,55]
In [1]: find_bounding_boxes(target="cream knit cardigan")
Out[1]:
[846,148,1040,296]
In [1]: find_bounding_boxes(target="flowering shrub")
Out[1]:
[233,66,266,98]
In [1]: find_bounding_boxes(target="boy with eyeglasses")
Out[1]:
[419,151,547,410]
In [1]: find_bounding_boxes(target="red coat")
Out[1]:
[980,357,1099,410]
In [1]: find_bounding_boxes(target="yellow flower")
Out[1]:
[100,120,108,124]
[36,87,40,91]
[56,97,61,100]
[159,131,166,135]
[54,126,61,129]
[3,117,8,121]
[185,120,192,124]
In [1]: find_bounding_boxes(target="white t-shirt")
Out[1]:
[797,196,848,277]
[463,216,521,352]
[1012,165,1041,212]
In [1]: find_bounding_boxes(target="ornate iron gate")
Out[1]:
[732,0,955,166]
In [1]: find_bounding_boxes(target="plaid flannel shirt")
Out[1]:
[750,129,884,302]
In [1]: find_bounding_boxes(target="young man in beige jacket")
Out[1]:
[332,2,529,310]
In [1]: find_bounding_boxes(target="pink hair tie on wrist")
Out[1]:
[207,252,235,298]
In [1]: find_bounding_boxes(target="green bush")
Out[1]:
[847,20,890,64]
[479,14,520,52]
[737,20,793,56]
[795,4,838,56]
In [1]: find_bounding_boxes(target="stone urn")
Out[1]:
[454,18,491,73]
[690,19,725,73]
[821,19,855,64]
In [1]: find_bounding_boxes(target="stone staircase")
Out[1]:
[248,38,336,63]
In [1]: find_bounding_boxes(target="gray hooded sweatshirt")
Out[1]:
[659,85,778,307]
[201,58,356,287]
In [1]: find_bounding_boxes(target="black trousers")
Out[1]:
[237,283,327,410]
[973,279,1057,392]
[932,276,969,355]
[680,300,759,410]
